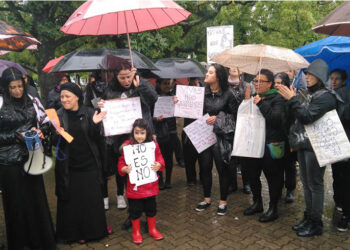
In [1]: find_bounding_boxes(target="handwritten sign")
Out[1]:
[174,85,204,119]
[153,96,174,118]
[207,25,234,63]
[183,114,217,153]
[123,141,158,188]
[305,110,350,167]
[102,97,142,136]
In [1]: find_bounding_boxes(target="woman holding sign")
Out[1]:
[195,63,239,216]
[276,59,337,237]
[0,67,56,249]
[53,82,109,243]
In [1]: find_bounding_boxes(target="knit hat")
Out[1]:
[60,82,83,104]
[304,59,329,84]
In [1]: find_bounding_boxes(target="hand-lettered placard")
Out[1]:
[174,85,204,119]
[123,141,158,188]
[183,114,217,153]
[305,110,350,167]
[153,96,174,118]
[102,97,142,136]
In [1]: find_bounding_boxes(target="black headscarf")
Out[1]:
[60,82,83,105]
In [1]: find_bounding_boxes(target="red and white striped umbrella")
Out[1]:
[60,0,191,66]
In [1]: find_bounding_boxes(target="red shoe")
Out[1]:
[107,224,113,235]
[147,216,163,240]
[131,219,143,244]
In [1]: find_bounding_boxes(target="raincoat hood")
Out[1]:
[305,59,329,84]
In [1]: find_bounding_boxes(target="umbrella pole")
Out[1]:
[126,33,134,68]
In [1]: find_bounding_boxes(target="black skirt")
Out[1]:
[56,168,107,242]
[0,164,56,250]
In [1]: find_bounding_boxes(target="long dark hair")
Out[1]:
[110,61,133,92]
[1,67,30,106]
[130,118,153,144]
[209,63,229,91]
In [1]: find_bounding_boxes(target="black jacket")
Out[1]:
[256,93,287,144]
[53,105,102,200]
[0,97,41,166]
[336,85,350,140]
[84,80,107,108]
[46,86,62,110]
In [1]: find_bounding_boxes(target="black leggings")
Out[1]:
[158,137,174,184]
[198,143,230,201]
[128,196,157,220]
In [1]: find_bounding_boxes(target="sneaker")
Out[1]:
[217,204,227,216]
[117,195,127,209]
[336,206,343,212]
[337,216,349,232]
[195,201,211,212]
[107,224,113,235]
[104,197,109,210]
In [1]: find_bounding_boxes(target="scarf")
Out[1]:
[259,88,278,97]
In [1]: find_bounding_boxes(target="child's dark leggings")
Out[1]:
[128,196,157,220]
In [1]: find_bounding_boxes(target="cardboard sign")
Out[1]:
[123,141,158,188]
[45,109,74,143]
[183,114,217,153]
[102,97,142,136]
[207,25,234,63]
[153,96,174,118]
[305,109,350,167]
[174,85,204,119]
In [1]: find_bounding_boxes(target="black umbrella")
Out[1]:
[151,58,206,79]
[50,48,157,73]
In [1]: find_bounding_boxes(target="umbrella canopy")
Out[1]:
[295,36,350,85]
[151,58,206,79]
[313,2,350,37]
[42,56,65,72]
[211,44,310,75]
[0,20,40,53]
[0,59,27,76]
[50,48,157,73]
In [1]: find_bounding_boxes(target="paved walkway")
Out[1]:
[0,163,349,249]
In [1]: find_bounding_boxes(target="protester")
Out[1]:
[154,78,176,189]
[329,68,350,232]
[0,67,56,249]
[118,118,165,244]
[53,82,109,243]
[274,72,297,203]
[182,77,203,186]
[193,63,239,216]
[276,59,337,237]
[227,67,251,194]
[23,74,40,99]
[46,73,70,110]
[242,69,287,223]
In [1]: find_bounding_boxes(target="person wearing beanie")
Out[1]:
[276,59,337,237]
[52,82,111,243]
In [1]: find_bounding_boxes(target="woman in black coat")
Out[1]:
[0,67,56,250]
[53,82,108,243]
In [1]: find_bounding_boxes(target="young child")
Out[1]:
[118,118,165,244]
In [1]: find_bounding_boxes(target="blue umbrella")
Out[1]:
[295,36,350,85]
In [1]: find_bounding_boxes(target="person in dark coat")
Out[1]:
[46,73,70,110]
[0,67,56,250]
[242,69,287,223]
[193,63,239,216]
[53,82,108,243]
[277,59,337,237]
[329,69,350,232]
[23,74,40,99]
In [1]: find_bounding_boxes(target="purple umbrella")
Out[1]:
[0,59,27,76]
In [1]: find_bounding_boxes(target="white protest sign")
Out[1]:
[153,96,174,118]
[174,85,204,119]
[304,109,350,167]
[207,25,234,63]
[103,97,142,136]
[183,114,217,153]
[123,141,158,188]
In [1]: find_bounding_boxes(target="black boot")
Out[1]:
[292,212,309,231]
[259,203,278,222]
[285,190,294,203]
[243,184,251,194]
[121,215,132,230]
[243,198,263,216]
[297,218,323,237]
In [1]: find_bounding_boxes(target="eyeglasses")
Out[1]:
[253,80,270,83]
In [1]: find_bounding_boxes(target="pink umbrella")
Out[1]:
[42,55,65,72]
[60,0,191,66]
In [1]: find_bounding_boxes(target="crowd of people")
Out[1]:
[0,56,349,248]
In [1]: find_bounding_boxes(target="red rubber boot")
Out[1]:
[147,216,164,240]
[131,218,143,244]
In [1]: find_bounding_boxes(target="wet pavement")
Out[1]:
[0,162,349,249]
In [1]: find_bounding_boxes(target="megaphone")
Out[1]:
[23,130,53,175]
